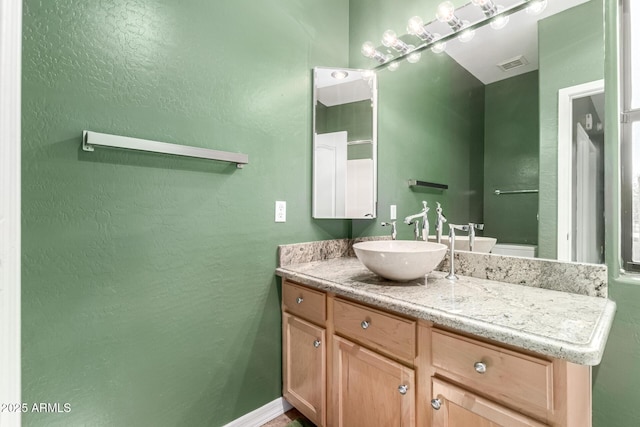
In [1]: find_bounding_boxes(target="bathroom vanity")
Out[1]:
[276,239,615,427]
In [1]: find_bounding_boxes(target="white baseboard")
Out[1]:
[223,397,293,427]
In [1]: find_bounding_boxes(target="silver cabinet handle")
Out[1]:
[361,320,370,329]
[474,361,487,374]
[296,297,303,304]
[398,384,408,395]
[431,398,442,410]
[313,340,321,348]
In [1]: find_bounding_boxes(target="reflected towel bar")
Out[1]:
[408,179,448,190]
[494,189,538,195]
[82,130,249,168]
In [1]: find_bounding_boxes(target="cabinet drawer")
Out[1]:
[431,329,553,417]
[283,281,326,325]
[333,298,416,362]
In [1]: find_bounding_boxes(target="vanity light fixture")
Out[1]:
[360,0,540,66]
[331,70,349,79]
[361,41,388,64]
[436,1,474,42]
[526,0,548,15]
[381,30,413,54]
[407,16,447,53]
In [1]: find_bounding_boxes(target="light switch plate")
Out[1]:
[390,205,397,220]
[275,201,286,222]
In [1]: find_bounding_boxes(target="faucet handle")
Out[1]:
[381,221,397,240]
[469,222,484,230]
[421,200,429,212]
[450,224,469,232]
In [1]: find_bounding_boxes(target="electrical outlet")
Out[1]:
[275,201,286,222]
[390,205,397,220]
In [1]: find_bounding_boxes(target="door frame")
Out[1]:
[0,1,22,426]
[557,79,605,261]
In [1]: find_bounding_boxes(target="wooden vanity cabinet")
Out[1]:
[427,326,592,427]
[281,279,592,427]
[282,281,327,426]
[430,377,548,427]
[331,298,417,427]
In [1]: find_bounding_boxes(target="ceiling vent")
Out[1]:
[497,55,529,72]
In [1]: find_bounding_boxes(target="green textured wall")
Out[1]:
[538,0,604,259]
[349,0,484,240]
[484,71,539,245]
[592,1,640,426]
[21,0,349,426]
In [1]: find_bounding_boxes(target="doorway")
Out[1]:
[557,80,605,263]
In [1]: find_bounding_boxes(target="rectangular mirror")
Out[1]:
[312,67,377,219]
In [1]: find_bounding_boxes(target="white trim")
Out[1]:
[557,79,605,261]
[0,0,22,426]
[223,398,293,427]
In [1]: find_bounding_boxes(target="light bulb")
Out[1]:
[382,29,410,54]
[436,1,456,23]
[361,41,376,58]
[387,61,400,71]
[331,70,348,80]
[431,40,446,54]
[472,0,498,16]
[407,16,436,43]
[407,51,421,64]
[382,30,398,48]
[361,41,387,64]
[526,0,547,15]
[436,1,463,31]
[407,16,424,35]
[490,6,509,30]
[457,21,475,43]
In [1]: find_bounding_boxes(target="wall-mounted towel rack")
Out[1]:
[408,179,448,190]
[493,189,538,195]
[82,131,249,168]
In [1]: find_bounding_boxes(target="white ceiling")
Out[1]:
[315,68,373,107]
[438,0,589,84]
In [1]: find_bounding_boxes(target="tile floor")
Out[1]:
[260,408,311,427]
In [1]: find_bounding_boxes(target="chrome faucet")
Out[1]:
[404,201,430,241]
[468,223,485,252]
[445,224,469,280]
[435,203,447,244]
[381,221,397,240]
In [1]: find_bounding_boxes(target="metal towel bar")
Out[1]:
[408,179,448,190]
[82,130,249,168]
[493,189,538,195]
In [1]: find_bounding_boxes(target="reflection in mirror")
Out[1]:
[352,0,604,262]
[312,67,377,219]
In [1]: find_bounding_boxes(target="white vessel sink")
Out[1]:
[352,240,448,282]
[428,235,497,253]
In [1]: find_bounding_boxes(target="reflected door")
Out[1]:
[313,131,347,217]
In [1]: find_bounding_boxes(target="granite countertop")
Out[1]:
[276,256,616,366]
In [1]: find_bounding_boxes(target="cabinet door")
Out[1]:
[431,377,548,427]
[333,336,415,427]
[283,313,326,426]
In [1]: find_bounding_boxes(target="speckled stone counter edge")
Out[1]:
[278,237,608,297]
